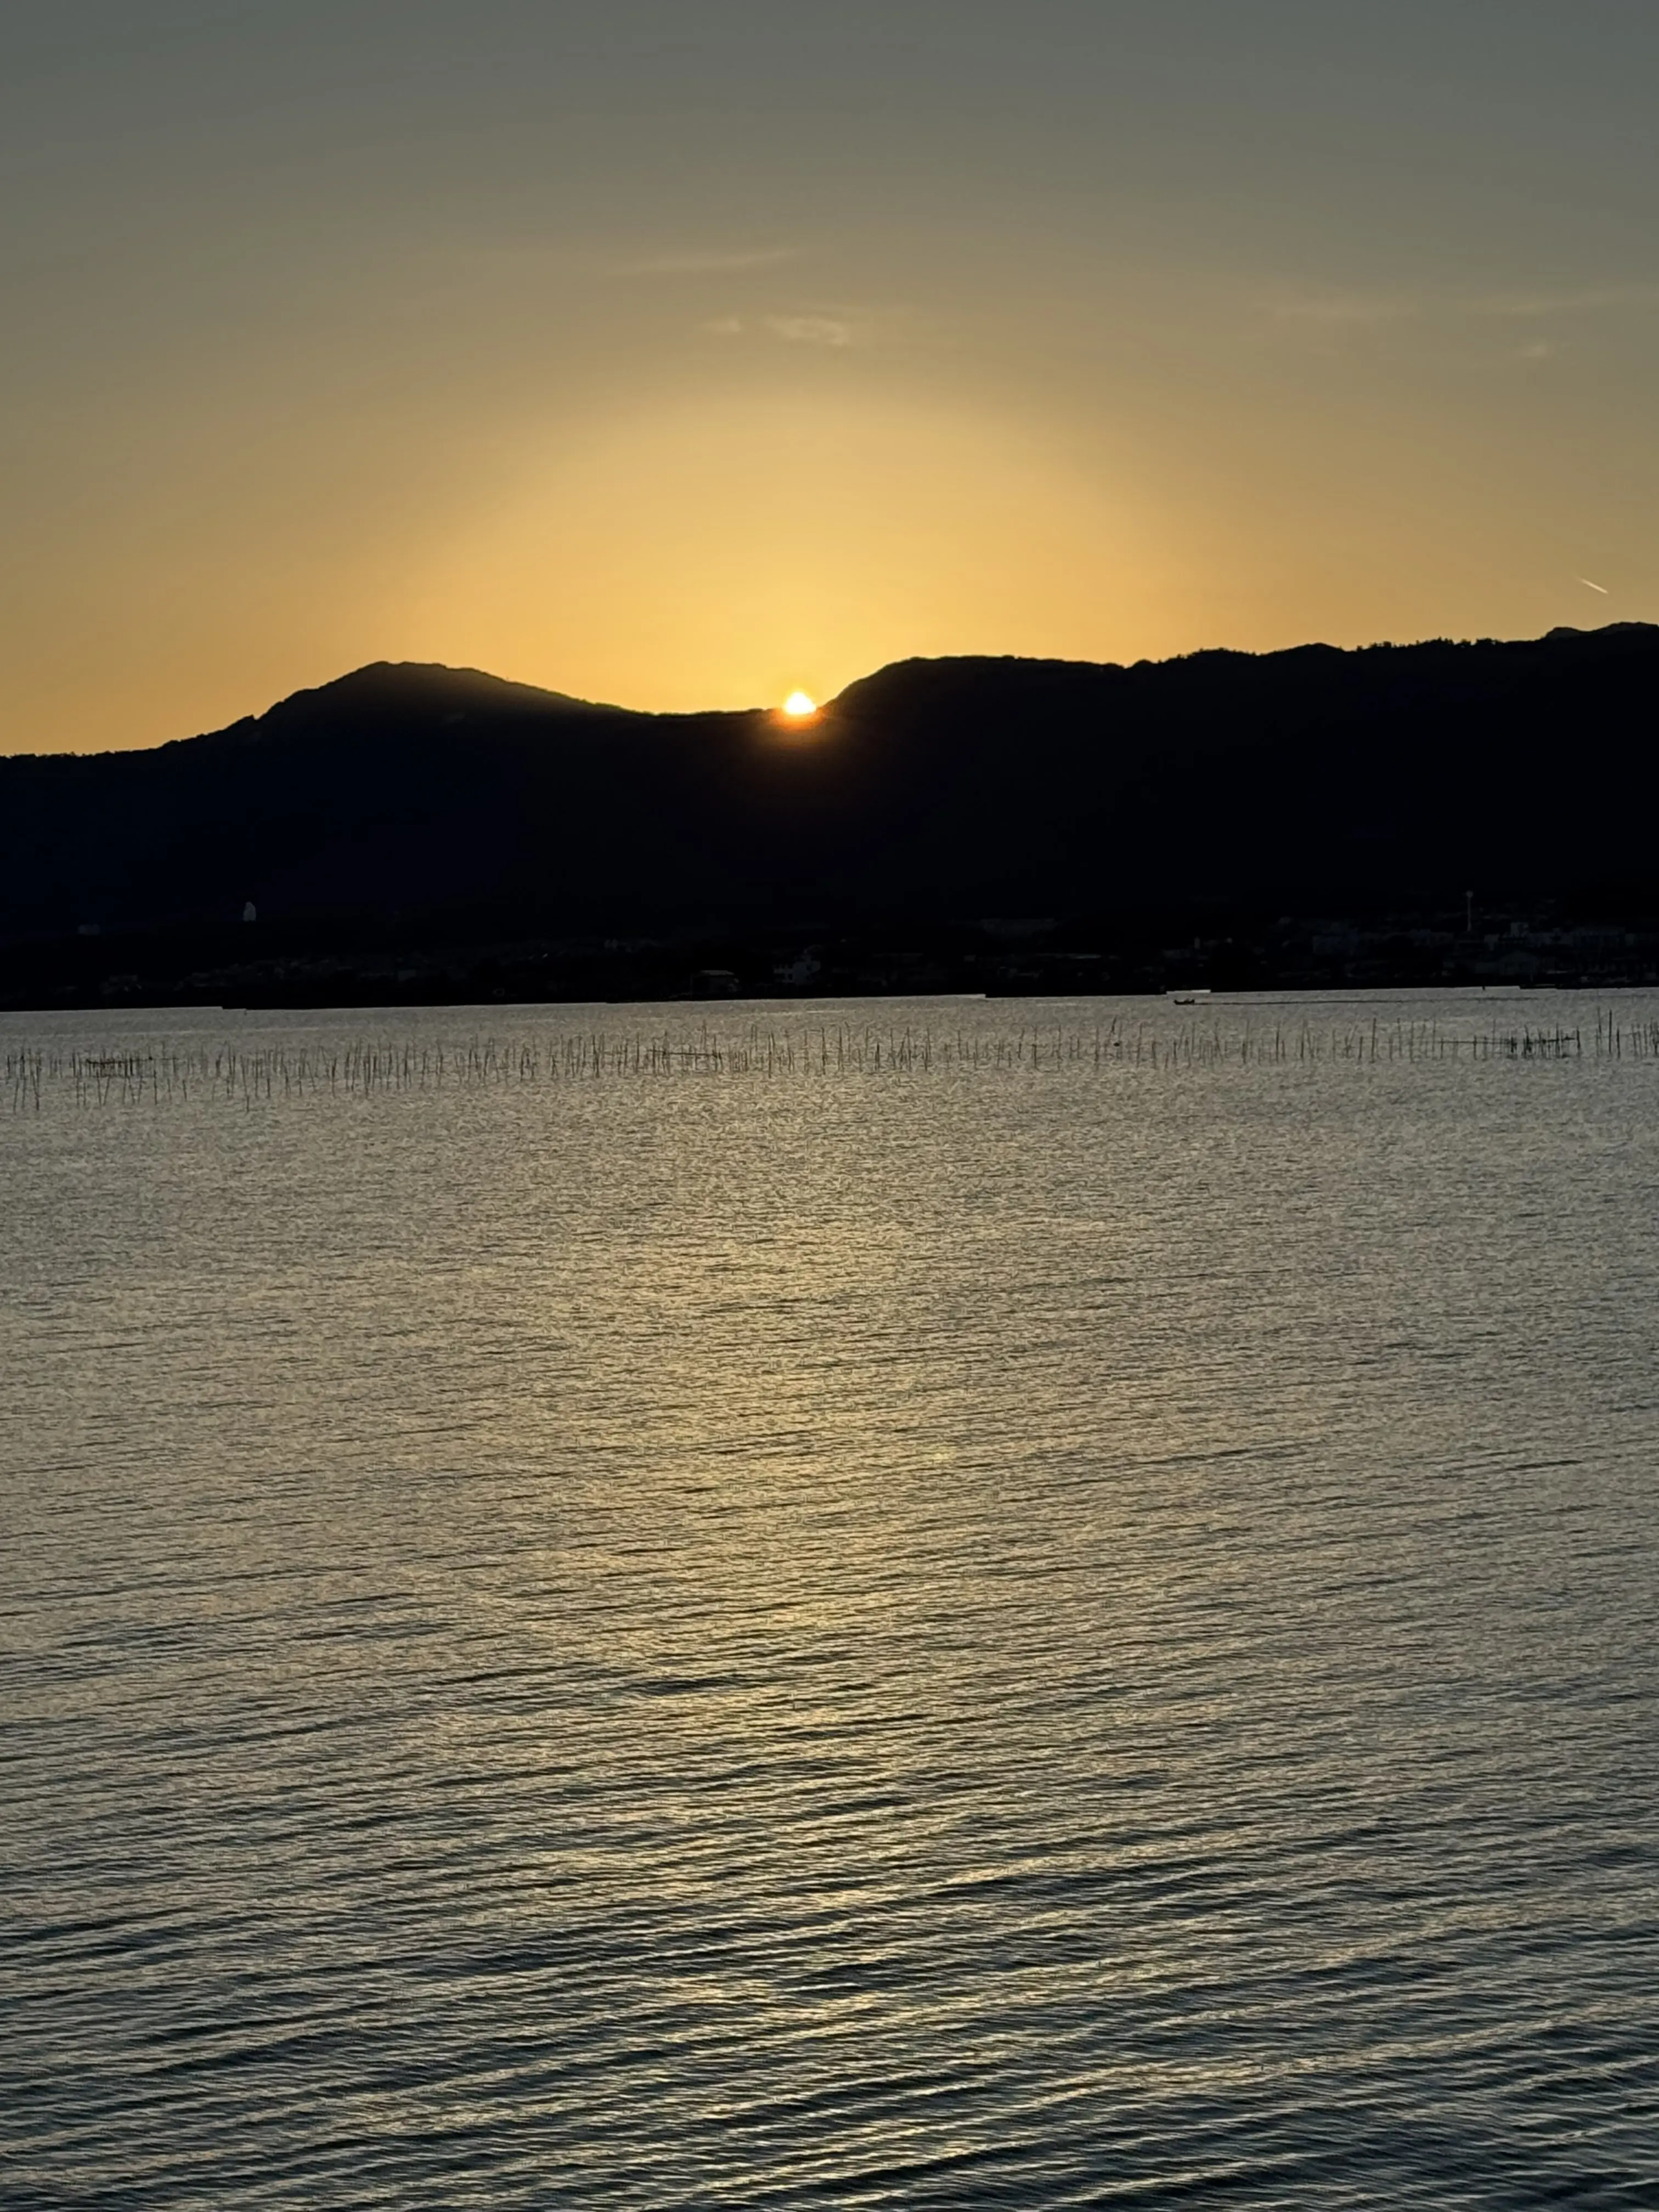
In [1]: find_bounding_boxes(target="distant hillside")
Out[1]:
[3,625,1658,950]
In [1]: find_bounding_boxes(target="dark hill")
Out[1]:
[4,625,1659,998]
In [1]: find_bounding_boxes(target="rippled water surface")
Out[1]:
[4,992,1658,2208]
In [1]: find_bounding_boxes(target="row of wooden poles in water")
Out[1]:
[7,1009,1659,1109]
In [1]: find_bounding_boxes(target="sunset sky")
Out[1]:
[5,0,1658,751]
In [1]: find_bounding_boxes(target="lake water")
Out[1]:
[4,992,1657,2208]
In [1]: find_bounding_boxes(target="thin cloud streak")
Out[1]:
[1474,284,1659,319]
[701,312,859,347]
[620,247,801,276]
[1265,289,1423,326]
[764,314,853,347]
[1257,279,1659,333]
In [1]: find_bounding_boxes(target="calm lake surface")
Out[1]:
[4,991,1657,2209]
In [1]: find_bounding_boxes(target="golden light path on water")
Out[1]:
[3,989,1657,2205]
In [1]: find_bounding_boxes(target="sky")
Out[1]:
[3,0,1659,751]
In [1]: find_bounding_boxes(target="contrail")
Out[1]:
[1579,577,1610,594]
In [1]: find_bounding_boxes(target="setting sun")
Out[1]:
[782,691,817,718]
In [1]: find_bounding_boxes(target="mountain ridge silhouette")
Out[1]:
[4,625,1658,970]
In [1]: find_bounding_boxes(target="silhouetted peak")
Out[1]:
[268,661,603,721]
[833,624,1659,725]
[175,661,635,760]
[829,653,1125,720]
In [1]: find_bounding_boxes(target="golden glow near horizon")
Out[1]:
[2,7,1658,752]
[396,390,1168,725]
[782,691,817,718]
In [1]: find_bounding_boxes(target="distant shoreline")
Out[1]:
[7,909,1659,1016]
